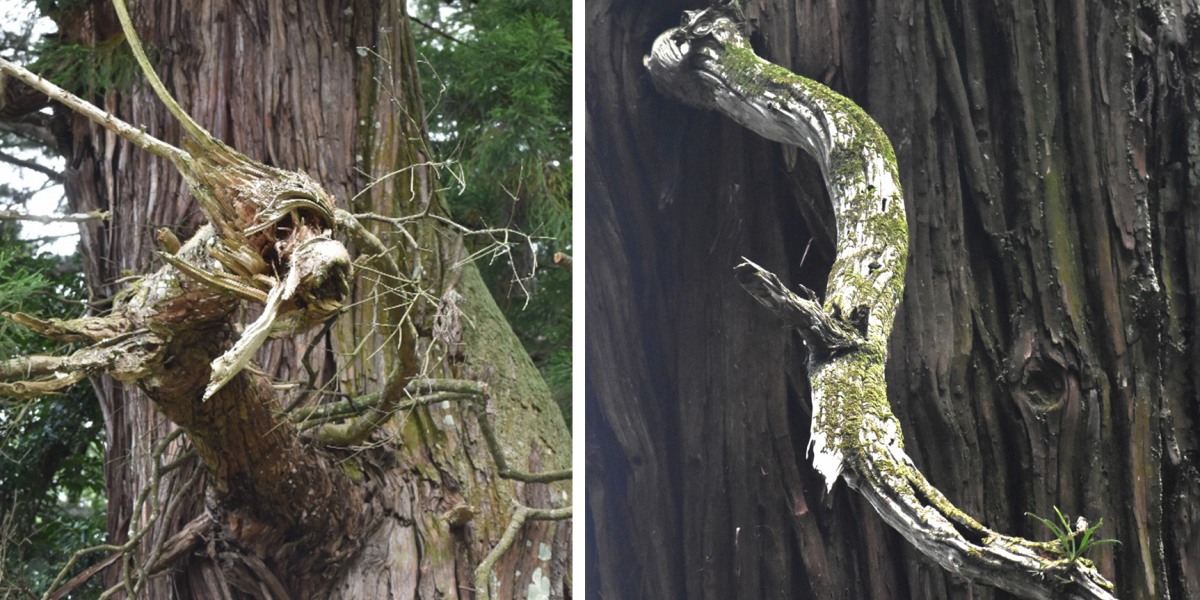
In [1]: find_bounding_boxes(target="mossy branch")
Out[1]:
[293,391,473,428]
[473,505,573,599]
[473,402,572,483]
[313,378,488,443]
[646,7,1117,600]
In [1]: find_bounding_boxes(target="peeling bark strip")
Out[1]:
[645,5,1117,599]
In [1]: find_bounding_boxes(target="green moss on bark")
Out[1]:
[457,264,571,482]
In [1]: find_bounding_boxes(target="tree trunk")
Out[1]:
[586,1,1200,599]
[39,1,571,598]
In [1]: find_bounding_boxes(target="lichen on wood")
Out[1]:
[3,31,353,403]
[0,0,370,586]
[645,3,1118,599]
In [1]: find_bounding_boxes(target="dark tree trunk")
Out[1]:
[586,0,1200,599]
[35,1,572,598]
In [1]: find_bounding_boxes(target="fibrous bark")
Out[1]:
[0,1,374,590]
[0,15,379,591]
[643,5,1114,599]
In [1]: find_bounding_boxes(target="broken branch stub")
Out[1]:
[0,0,353,400]
[646,5,1118,599]
[112,0,351,397]
[0,0,365,539]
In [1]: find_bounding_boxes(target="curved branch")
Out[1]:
[317,210,420,447]
[473,401,573,483]
[297,379,484,413]
[645,7,1117,600]
[111,0,219,153]
[473,505,573,598]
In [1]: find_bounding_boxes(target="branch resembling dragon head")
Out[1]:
[104,0,354,400]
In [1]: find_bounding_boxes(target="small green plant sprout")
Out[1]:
[1026,507,1120,562]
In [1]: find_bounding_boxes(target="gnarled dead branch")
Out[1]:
[645,4,1117,599]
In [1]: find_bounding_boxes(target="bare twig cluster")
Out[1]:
[0,428,204,600]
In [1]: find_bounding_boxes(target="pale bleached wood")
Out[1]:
[645,5,1118,599]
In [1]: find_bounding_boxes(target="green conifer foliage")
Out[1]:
[411,0,572,425]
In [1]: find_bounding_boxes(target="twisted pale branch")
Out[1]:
[646,5,1117,599]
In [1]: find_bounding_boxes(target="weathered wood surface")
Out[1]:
[643,7,1114,598]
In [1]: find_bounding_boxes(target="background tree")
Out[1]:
[0,227,105,597]
[0,3,107,594]
[410,0,573,426]
[0,0,572,598]
[587,1,1200,599]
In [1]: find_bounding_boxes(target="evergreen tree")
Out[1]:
[411,0,572,425]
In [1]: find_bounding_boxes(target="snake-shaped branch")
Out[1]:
[645,6,1117,600]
